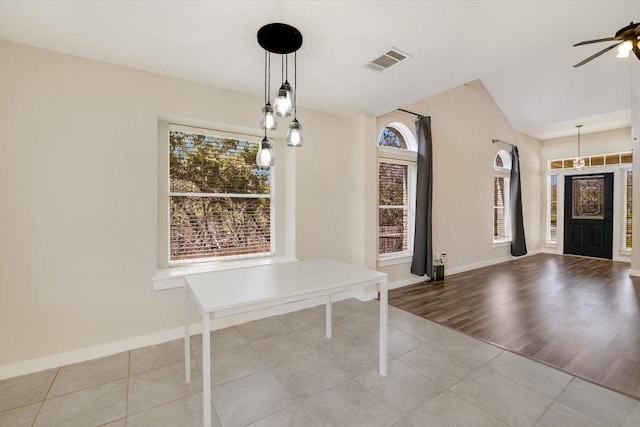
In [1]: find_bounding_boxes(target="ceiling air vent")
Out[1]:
[365,48,411,72]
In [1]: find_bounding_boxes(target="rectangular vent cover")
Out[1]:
[365,48,410,72]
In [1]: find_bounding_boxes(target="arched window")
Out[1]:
[378,123,417,260]
[494,150,511,243]
[379,126,407,149]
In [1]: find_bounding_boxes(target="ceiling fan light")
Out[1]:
[616,40,633,58]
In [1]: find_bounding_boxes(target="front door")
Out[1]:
[564,173,613,259]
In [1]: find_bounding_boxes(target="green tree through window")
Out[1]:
[169,129,272,262]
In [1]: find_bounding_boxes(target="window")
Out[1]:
[378,124,417,259]
[547,174,558,243]
[549,151,632,169]
[168,125,273,264]
[494,151,511,242]
[624,169,633,249]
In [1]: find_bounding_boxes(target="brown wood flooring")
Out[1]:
[389,253,640,399]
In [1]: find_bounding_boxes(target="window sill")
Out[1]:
[545,241,558,248]
[620,248,632,256]
[152,256,297,291]
[378,253,413,267]
[492,240,511,248]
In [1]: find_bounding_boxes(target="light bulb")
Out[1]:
[573,158,585,171]
[256,138,274,167]
[273,81,293,117]
[617,40,633,58]
[287,119,303,147]
[260,103,277,130]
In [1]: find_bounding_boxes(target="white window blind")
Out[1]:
[547,174,558,243]
[494,176,509,240]
[625,169,633,249]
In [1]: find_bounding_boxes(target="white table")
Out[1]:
[184,259,389,427]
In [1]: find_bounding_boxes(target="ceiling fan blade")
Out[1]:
[573,42,622,68]
[574,37,620,47]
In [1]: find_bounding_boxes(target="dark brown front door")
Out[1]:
[564,173,613,259]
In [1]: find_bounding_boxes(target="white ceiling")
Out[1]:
[1,1,639,140]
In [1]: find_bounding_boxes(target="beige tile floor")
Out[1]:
[1,299,639,427]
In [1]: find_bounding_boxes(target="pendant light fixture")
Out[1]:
[260,51,276,130]
[287,51,303,146]
[256,23,303,167]
[274,55,293,117]
[573,125,585,170]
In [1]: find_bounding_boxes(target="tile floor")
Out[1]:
[1,299,639,427]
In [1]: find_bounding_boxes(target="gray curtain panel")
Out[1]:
[510,147,527,256]
[411,116,433,277]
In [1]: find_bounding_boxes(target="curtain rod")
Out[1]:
[397,108,423,117]
[492,139,517,148]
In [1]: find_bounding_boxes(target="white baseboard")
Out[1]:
[0,252,544,381]
[0,289,363,381]
[380,251,543,290]
[446,249,542,276]
[629,269,640,277]
[388,275,428,290]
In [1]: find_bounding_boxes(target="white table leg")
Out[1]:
[184,286,191,384]
[379,278,388,376]
[202,312,211,427]
[326,294,332,338]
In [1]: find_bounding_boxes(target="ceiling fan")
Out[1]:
[573,21,640,68]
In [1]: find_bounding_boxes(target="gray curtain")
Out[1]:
[411,116,433,277]
[510,147,527,256]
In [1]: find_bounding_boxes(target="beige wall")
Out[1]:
[376,80,542,281]
[0,41,545,368]
[0,40,354,366]
[540,127,632,163]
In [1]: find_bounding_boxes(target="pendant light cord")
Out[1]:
[264,50,267,105]
[577,125,582,157]
[294,51,297,117]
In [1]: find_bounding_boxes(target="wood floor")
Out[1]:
[389,253,640,399]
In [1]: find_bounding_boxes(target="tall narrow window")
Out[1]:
[493,151,511,243]
[378,124,417,259]
[547,174,558,243]
[169,126,273,263]
[625,169,633,249]
[379,161,409,254]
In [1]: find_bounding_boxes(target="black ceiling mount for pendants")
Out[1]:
[257,23,303,54]
[573,21,640,68]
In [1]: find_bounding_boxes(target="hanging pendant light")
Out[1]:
[573,125,585,170]
[274,55,293,117]
[256,136,274,167]
[287,51,303,146]
[260,51,277,130]
[257,23,303,166]
[260,103,276,130]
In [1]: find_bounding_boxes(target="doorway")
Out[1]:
[563,173,613,259]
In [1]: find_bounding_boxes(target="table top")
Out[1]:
[185,259,387,313]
